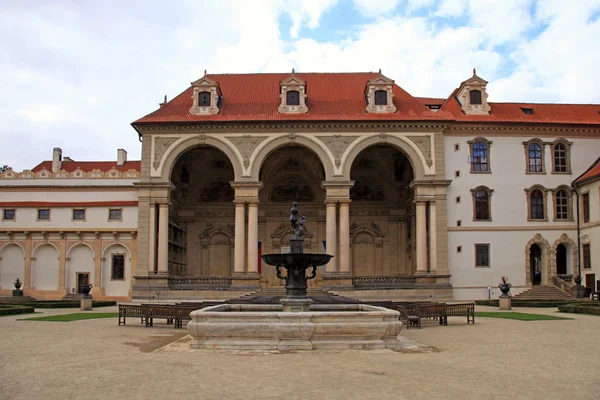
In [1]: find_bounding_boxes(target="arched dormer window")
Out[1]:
[469,90,482,105]
[552,186,574,221]
[471,186,493,221]
[198,91,211,107]
[551,139,572,174]
[189,75,221,115]
[374,90,388,105]
[525,185,548,221]
[467,137,492,173]
[286,90,300,106]
[523,139,546,174]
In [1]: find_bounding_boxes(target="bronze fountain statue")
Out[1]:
[261,202,333,301]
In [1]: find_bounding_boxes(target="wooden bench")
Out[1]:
[118,304,148,326]
[395,306,421,329]
[441,303,475,325]
[144,305,188,329]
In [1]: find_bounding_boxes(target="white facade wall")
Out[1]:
[0,189,138,202]
[445,135,600,300]
[0,244,25,290]
[66,244,95,294]
[32,244,59,291]
[580,178,599,293]
[0,207,138,230]
[102,244,131,296]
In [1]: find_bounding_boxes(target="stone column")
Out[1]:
[415,201,428,274]
[148,202,156,274]
[234,201,246,274]
[58,234,67,294]
[339,200,351,273]
[428,201,437,273]
[156,202,170,276]
[325,201,337,273]
[24,233,32,289]
[93,233,102,297]
[247,202,259,274]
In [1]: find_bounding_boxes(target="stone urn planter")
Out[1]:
[79,283,93,296]
[12,278,23,297]
[498,276,511,296]
[14,278,22,290]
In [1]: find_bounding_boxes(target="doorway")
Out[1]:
[77,273,90,293]
[530,244,542,285]
[556,244,567,275]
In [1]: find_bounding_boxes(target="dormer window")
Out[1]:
[198,92,211,107]
[375,90,388,105]
[456,69,491,115]
[286,90,300,106]
[470,90,482,105]
[278,72,308,114]
[189,74,221,115]
[365,73,396,113]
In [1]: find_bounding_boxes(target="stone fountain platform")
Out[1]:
[187,303,404,351]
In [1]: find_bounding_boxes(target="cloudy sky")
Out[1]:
[1,0,599,171]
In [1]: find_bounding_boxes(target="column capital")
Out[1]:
[157,202,170,208]
[413,197,430,204]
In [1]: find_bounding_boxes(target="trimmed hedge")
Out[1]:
[0,305,35,316]
[1,301,116,309]
[558,303,600,316]
[475,299,588,308]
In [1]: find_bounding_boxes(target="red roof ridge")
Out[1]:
[574,157,600,185]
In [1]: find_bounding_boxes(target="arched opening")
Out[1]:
[102,244,131,297]
[556,244,567,276]
[260,146,325,286]
[0,244,24,290]
[32,244,59,291]
[171,146,235,277]
[349,145,414,276]
[66,244,94,294]
[530,244,542,285]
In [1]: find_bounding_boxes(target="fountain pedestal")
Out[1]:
[280,297,313,312]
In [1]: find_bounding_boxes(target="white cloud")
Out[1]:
[352,0,403,17]
[282,0,339,38]
[435,0,468,17]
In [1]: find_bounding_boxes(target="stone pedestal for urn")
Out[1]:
[80,296,93,311]
[499,295,511,310]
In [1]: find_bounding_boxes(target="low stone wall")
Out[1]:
[187,304,403,351]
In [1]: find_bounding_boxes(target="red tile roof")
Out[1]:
[133,73,451,124]
[0,201,138,208]
[133,73,600,126]
[439,92,600,125]
[31,160,141,173]
[574,158,600,184]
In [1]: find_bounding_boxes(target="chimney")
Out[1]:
[117,149,127,166]
[52,147,62,172]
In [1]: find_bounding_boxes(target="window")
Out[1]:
[583,193,590,223]
[470,90,482,105]
[286,90,300,106]
[528,143,543,172]
[521,107,534,115]
[455,170,460,178]
[456,196,461,204]
[457,246,462,253]
[583,244,591,269]
[109,209,122,221]
[553,143,567,172]
[555,190,569,220]
[38,209,50,220]
[457,219,462,226]
[198,91,211,107]
[530,190,544,220]
[454,144,460,151]
[467,138,492,173]
[374,90,388,105]
[3,209,15,220]
[474,190,490,220]
[475,244,490,267]
[73,209,86,220]
[111,254,125,280]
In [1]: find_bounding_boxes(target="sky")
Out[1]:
[1,0,600,171]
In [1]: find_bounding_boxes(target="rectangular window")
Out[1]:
[475,244,490,267]
[73,209,86,220]
[38,209,50,220]
[109,209,122,221]
[582,193,590,223]
[583,244,591,269]
[111,254,125,280]
[3,209,15,220]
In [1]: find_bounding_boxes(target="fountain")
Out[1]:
[187,203,404,350]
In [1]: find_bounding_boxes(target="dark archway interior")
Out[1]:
[556,244,567,275]
[530,244,542,285]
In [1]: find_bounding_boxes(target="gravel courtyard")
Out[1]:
[1,305,598,400]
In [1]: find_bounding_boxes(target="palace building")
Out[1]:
[1,70,599,301]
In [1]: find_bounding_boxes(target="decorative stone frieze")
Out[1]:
[316,135,359,167]
[407,135,433,167]
[226,135,268,168]
[153,137,179,170]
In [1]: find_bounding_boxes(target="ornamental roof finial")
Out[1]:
[292,67,295,74]
[473,68,477,76]
[379,68,382,74]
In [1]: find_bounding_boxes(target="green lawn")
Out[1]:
[20,312,118,322]
[475,311,572,321]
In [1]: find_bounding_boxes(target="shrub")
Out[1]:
[0,305,35,316]
[0,301,116,309]
[558,303,600,316]
[475,299,589,308]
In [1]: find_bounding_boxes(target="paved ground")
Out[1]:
[1,305,599,400]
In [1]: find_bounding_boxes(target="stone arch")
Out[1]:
[341,134,427,180]
[551,233,577,277]
[160,135,243,181]
[32,243,59,291]
[0,242,25,254]
[101,243,131,297]
[32,241,59,255]
[249,135,334,181]
[0,244,25,290]
[66,244,94,294]
[524,234,551,286]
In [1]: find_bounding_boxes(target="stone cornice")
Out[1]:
[445,123,600,136]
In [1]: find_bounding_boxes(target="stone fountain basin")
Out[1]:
[261,253,333,266]
[187,304,403,351]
